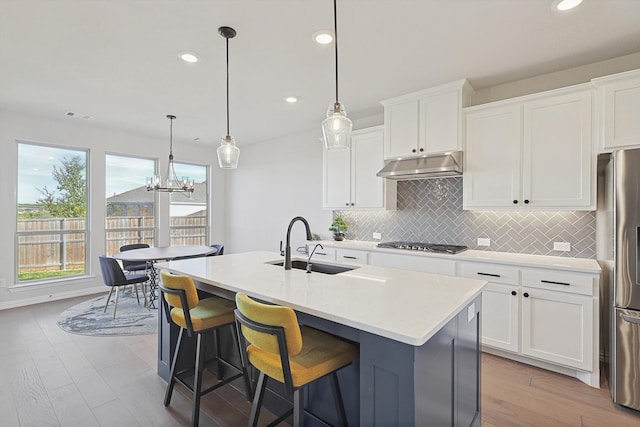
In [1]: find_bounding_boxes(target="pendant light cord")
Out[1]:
[333,0,339,104]
[226,36,230,138]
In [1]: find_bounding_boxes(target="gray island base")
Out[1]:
[156,251,485,427]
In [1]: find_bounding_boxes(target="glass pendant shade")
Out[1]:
[217,136,240,169]
[322,102,352,150]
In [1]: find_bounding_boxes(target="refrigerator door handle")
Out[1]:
[621,313,640,324]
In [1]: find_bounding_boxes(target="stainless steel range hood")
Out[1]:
[376,151,463,180]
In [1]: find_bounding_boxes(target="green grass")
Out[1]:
[19,269,85,281]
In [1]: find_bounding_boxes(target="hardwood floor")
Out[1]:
[1,295,639,427]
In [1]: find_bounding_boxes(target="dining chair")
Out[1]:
[159,270,252,427]
[208,244,224,256]
[98,255,149,318]
[119,243,150,274]
[234,292,358,427]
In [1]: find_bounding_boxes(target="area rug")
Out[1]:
[57,292,157,336]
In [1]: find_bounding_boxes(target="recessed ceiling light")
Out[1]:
[313,30,334,45]
[285,96,298,103]
[552,0,583,11]
[178,51,200,63]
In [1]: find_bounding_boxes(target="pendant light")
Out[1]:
[322,0,352,150]
[146,115,194,193]
[217,26,240,169]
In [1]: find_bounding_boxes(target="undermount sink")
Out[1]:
[269,260,358,275]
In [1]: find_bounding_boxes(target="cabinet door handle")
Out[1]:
[477,272,501,278]
[513,200,518,204]
[351,203,355,206]
[511,291,517,296]
[419,148,424,152]
[345,202,349,206]
[541,279,570,286]
[317,252,327,256]
[523,292,530,298]
[524,199,530,204]
[343,255,357,260]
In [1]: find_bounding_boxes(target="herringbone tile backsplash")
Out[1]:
[336,178,596,259]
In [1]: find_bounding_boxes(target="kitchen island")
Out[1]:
[156,251,486,426]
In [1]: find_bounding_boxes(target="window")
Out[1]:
[16,142,88,282]
[105,154,156,255]
[170,163,208,246]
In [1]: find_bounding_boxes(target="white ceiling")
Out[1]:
[1,0,639,147]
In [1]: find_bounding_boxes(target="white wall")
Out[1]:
[225,129,332,254]
[473,52,640,104]
[0,109,222,308]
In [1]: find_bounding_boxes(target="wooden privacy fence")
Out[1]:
[17,215,207,274]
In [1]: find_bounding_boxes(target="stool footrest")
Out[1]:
[266,408,293,427]
[201,372,244,395]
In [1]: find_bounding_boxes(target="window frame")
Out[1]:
[15,140,90,285]
[104,152,158,256]
[169,161,210,246]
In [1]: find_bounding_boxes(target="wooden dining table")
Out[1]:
[112,245,217,307]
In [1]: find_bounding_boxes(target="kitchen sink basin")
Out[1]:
[269,260,358,275]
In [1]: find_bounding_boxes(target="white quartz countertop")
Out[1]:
[156,251,486,347]
[315,240,601,274]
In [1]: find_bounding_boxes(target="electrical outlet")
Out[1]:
[553,242,571,252]
[373,232,382,240]
[477,238,490,247]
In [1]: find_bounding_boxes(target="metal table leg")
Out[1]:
[146,262,159,309]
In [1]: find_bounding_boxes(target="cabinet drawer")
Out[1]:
[336,249,368,265]
[369,251,456,276]
[461,262,520,285]
[521,269,595,296]
[308,246,336,261]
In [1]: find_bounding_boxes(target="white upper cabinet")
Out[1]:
[592,69,640,151]
[383,100,419,158]
[323,126,397,210]
[522,90,593,208]
[381,79,474,159]
[464,85,594,210]
[463,104,522,208]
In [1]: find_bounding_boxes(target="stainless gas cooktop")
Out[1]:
[377,241,468,254]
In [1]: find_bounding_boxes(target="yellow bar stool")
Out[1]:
[159,270,252,427]
[234,292,358,427]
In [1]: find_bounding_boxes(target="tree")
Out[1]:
[37,156,87,218]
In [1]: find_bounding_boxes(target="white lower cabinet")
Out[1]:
[521,287,593,371]
[335,248,368,265]
[460,262,520,352]
[307,246,336,261]
[367,251,456,275]
[459,260,599,387]
[321,244,600,386]
[481,283,520,353]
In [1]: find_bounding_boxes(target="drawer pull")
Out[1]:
[477,272,501,278]
[316,252,327,256]
[343,255,357,260]
[541,279,570,286]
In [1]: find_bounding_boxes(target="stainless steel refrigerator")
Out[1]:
[599,148,640,411]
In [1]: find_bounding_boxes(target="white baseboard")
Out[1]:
[0,286,106,310]
[482,346,601,389]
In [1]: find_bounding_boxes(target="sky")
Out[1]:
[17,143,207,204]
